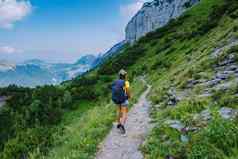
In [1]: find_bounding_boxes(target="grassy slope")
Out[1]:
[33,0,238,158]
[129,0,238,158]
[35,78,146,159]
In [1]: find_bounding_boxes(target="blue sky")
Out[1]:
[0,0,150,63]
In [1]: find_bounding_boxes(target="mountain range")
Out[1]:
[0,55,98,87]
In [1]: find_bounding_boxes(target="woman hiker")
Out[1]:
[111,69,131,135]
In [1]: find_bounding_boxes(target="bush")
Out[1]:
[1,127,54,159]
[188,140,225,159]
[188,117,238,158]
[142,125,185,159]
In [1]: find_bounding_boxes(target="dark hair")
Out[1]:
[119,74,126,80]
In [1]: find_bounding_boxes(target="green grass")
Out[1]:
[130,0,238,158]
[31,78,146,159]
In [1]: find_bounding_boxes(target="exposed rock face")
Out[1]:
[125,0,199,44]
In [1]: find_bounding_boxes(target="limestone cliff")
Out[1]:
[125,0,199,43]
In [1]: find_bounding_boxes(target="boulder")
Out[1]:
[219,107,238,120]
[165,120,185,131]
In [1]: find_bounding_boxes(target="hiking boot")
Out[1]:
[119,125,126,135]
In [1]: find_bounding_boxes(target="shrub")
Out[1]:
[142,125,185,159]
[188,140,225,159]
[188,117,238,158]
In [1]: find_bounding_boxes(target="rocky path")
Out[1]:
[95,84,152,159]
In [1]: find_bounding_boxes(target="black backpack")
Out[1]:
[111,79,127,104]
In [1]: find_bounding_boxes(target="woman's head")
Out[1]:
[118,69,127,80]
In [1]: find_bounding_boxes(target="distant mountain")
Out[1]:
[75,55,96,65]
[93,40,127,67]
[0,60,16,72]
[0,55,98,87]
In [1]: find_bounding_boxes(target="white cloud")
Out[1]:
[120,0,151,22]
[0,45,21,54]
[0,0,32,29]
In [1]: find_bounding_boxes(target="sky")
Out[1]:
[0,0,150,63]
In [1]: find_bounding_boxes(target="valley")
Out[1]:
[0,0,238,159]
[0,55,99,87]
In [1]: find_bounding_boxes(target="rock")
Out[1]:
[223,70,235,75]
[165,120,184,131]
[187,79,198,88]
[199,92,212,97]
[180,135,189,143]
[154,104,162,108]
[219,107,238,119]
[235,69,238,74]
[219,58,235,66]
[125,0,199,44]
[216,73,229,80]
[226,65,238,71]
[200,109,212,121]
[168,98,178,106]
[215,81,233,91]
[206,79,221,86]
[167,88,179,106]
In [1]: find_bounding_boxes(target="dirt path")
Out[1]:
[96,84,152,159]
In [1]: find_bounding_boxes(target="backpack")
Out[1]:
[111,79,127,104]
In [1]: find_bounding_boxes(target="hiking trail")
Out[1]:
[96,82,153,159]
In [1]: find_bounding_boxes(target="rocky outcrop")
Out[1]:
[125,0,199,44]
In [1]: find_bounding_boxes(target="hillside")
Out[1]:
[0,0,238,159]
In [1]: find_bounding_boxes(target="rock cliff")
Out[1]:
[125,0,199,43]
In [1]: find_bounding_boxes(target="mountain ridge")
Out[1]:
[0,54,98,87]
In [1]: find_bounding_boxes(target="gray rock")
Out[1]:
[216,72,229,80]
[180,135,189,143]
[125,0,199,44]
[211,40,238,58]
[219,58,235,66]
[165,120,184,131]
[226,65,238,71]
[199,92,212,97]
[200,109,212,121]
[219,107,238,119]
[215,81,233,91]
[167,88,179,106]
[223,70,235,75]
[206,79,221,86]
